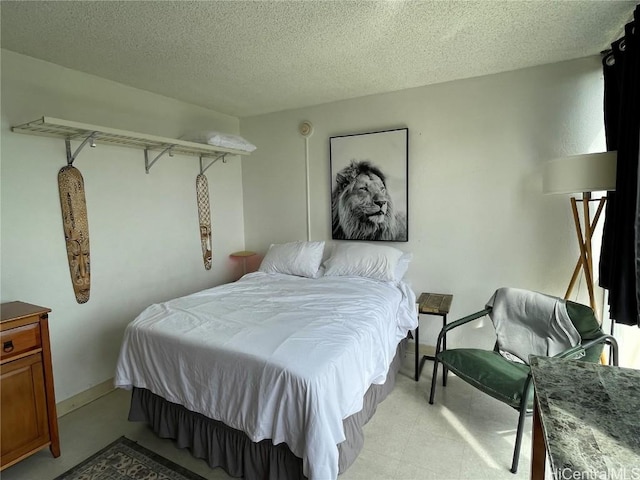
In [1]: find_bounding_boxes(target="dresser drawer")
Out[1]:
[0,323,41,361]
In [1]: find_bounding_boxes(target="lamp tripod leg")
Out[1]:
[581,193,597,314]
[570,197,596,312]
[565,197,607,301]
[565,262,582,300]
[567,196,606,315]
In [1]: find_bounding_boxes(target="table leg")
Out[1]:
[442,315,448,386]
[414,325,420,381]
[531,396,546,480]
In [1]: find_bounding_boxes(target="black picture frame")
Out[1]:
[330,128,408,242]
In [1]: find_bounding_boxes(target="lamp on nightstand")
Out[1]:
[543,151,617,318]
[229,251,257,275]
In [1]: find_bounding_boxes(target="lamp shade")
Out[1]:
[543,151,617,194]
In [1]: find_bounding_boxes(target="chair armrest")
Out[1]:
[555,345,586,360]
[555,334,619,366]
[583,334,619,366]
[442,308,491,333]
[434,308,491,357]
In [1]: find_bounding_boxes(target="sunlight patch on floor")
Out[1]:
[441,404,501,469]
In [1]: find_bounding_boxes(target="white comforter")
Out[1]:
[114,272,416,480]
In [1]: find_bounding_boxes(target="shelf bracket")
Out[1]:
[145,145,174,174]
[65,132,97,166]
[199,154,226,175]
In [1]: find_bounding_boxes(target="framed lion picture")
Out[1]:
[330,128,408,242]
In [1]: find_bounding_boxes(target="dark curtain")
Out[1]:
[599,5,640,327]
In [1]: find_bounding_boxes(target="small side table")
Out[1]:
[414,292,453,382]
[229,251,256,275]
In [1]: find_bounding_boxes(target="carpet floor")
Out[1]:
[53,436,207,480]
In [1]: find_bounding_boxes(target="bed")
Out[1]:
[115,241,416,480]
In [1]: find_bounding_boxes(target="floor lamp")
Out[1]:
[543,151,617,320]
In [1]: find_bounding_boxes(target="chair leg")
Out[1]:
[429,358,439,404]
[511,377,533,474]
[510,404,527,473]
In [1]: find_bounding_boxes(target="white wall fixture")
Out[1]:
[299,121,314,138]
[299,121,314,241]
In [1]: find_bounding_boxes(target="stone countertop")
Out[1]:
[530,356,640,479]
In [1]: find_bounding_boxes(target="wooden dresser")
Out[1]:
[1,301,60,470]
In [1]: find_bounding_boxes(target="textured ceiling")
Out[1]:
[0,1,636,117]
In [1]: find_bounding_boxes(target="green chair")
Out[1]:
[428,288,618,474]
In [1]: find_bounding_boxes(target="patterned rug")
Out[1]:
[53,436,206,480]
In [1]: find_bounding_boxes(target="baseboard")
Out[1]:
[407,340,436,357]
[56,378,116,418]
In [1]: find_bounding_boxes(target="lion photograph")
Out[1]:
[331,160,407,241]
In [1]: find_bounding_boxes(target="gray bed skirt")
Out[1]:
[128,339,407,479]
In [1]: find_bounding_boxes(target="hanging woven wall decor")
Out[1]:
[58,165,91,303]
[196,173,212,270]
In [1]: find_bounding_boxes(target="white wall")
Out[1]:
[241,57,608,351]
[1,50,247,401]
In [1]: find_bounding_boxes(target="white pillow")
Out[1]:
[181,131,257,152]
[394,252,413,281]
[258,241,325,278]
[323,243,404,282]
